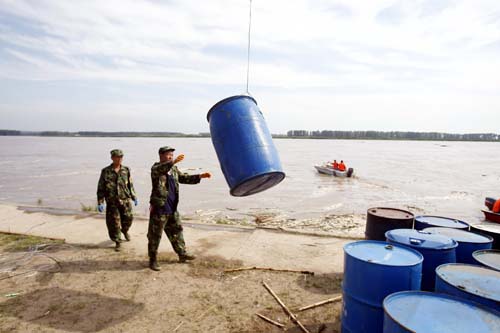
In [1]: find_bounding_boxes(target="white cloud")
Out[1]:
[0,0,499,132]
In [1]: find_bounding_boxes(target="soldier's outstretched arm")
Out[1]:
[178,171,201,184]
[153,162,174,177]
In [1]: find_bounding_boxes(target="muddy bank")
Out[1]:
[16,203,367,239]
[0,233,343,332]
[187,208,366,239]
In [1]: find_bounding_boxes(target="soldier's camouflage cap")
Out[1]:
[158,146,175,154]
[110,149,124,157]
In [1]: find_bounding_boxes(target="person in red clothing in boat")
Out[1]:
[332,160,339,170]
[338,160,347,172]
[493,198,500,213]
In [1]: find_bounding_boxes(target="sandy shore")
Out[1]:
[0,203,360,273]
[0,203,356,332]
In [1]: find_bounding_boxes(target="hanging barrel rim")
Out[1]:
[206,94,257,122]
[229,171,285,197]
[367,207,415,220]
[435,263,500,303]
[343,240,424,267]
[382,290,500,332]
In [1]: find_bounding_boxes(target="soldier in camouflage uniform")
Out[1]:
[97,149,138,251]
[148,146,211,270]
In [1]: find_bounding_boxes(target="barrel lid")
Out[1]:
[473,250,500,271]
[423,227,494,244]
[436,263,500,302]
[344,240,423,267]
[471,222,500,234]
[367,207,414,219]
[415,215,469,229]
[206,94,257,122]
[386,229,458,250]
[383,291,500,332]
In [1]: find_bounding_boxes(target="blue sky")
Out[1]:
[1,0,499,133]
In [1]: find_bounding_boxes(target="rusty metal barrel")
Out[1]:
[365,207,414,241]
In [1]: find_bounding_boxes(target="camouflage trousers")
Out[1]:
[147,211,186,258]
[105,201,133,242]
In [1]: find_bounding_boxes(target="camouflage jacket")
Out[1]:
[97,164,137,205]
[149,162,200,209]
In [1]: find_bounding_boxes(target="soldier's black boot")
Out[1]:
[149,254,160,271]
[178,253,196,263]
[122,231,131,241]
[114,241,121,252]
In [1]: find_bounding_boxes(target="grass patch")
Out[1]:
[215,218,231,225]
[0,232,64,252]
[80,203,97,212]
[188,255,242,279]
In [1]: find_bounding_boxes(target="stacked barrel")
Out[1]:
[340,209,500,333]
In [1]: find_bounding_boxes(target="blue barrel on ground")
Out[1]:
[473,249,500,271]
[414,215,469,230]
[207,95,285,196]
[385,229,457,291]
[383,291,500,333]
[341,241,423,333]
[435,263,500,310]
[471,222,500,250]
[423,227,493,264]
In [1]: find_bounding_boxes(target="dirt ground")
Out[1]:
[0,233,343,333]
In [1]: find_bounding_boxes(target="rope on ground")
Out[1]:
[0,243,73,281]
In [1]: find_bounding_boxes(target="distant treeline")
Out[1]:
[1,129,499,142]
[0,130,210,138]
[286,130,500,142]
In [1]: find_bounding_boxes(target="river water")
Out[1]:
[0,136,498,234]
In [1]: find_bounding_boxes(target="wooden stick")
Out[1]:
[298,295,342,312]
[224,267,314,275]
[256,313,285,328]
[262,281,310,333]
[172,321,184,332]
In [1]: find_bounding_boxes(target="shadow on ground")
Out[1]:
[0,287,145,332]
[59,259,147,274]
[286,322,339,333]
[296,272,343,295]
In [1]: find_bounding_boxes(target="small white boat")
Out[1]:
[314,164,354,178]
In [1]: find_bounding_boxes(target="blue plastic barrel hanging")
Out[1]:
[207,95,285,196]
